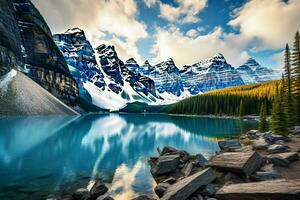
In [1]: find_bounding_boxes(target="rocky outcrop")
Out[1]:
[0,69,78,115]
[217,179,300,200]
[0,0,78,107]
[0,0,23,75]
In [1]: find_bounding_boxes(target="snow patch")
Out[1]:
[0,69,17,92]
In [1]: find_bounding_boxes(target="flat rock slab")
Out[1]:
[161,167,216,200]
[217,179,300,200]
[207,152,263,175]
[218,140,241,151]
[277,152,299,162]
[151,154,181,176]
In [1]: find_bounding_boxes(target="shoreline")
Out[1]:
[68,128,300,200]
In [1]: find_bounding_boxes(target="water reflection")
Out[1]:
[0,114,257,200]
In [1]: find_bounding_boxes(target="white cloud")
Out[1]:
[229,0,300,50]
[32,0,147,63]
[186,29,199,38]
[143,0,157,8]
[159,0,207,23]
[151,26,249,67]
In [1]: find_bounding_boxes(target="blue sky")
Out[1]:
[33,0,300,69]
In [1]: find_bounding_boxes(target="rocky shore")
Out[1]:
[71,126,300,200]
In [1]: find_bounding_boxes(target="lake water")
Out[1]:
[0,114,257,200]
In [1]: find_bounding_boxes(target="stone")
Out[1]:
[277,152,299,162]
[268,144,290,154]
[161,168,216,200]
[96,196,114,200]
[218,140,241,151]
[88,181,108,200]
[193,154,207,167]
[217,179,300,200]
[201,184,216,197]
[252,137,269,150]
[293,126,300,135]
[224,172,242,182]
[275,140,286,145]
[263,132,288,143]
[154,183,170,198]
[250,170,282,181]
[245,130,259,139]
[188,194,204,200]
[207,152,263,175]
[72,188,90,200]
[131,195,156,200]
[268,155,290,167]
[150,155,181,176]
[162,177,176,184]
[182,161,194,177]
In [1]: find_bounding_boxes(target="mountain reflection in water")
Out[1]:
[0,114,257,200]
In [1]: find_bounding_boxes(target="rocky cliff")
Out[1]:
[0,0,23,76]
[0,0,78,107]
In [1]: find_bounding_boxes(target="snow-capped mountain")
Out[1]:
[139,58,184,96]
[237,58,280,84]
[181,53,245,94]
[54,28,160,111]
[54,28,280,111]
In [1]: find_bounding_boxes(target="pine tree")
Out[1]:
[283,44,294,129]
[239,100,244,117]
[271,84,288,136]
[291,31,300,125]
[259,103,268,132]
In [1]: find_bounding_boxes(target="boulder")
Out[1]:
[193,154,207,167]
[277,152,299,162]
[217,179,300,200]
[188,194,204,200]
[252,137,269,150]
[88,181,108,200]
[72,188,90,200]
[275,140,286,145]
[96,196,114,200]
[161,168,216,200]
[162,177,176,184]
[245,130,259,139]
[263,132,288,143]
[150,155,181,176]
[268,155,290,167]
[155,183,170,198]
[268,144,290,154]
[293,126,300,135]
[250,170,282,181]
[201,184,216,197]
[131,195,156,200]
[218,140,241,151]
[207,152,263,175]
[182,161,194,177]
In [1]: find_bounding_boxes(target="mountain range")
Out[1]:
[54,28,280,111]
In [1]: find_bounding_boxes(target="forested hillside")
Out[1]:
[170,80,280,116]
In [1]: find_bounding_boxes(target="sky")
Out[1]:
[32,0,300,69]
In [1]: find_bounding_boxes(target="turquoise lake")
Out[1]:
[0,114,257,200]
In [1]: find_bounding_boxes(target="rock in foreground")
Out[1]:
[161,167,216,200]
[217,179,300,200]
[207,152,263,175]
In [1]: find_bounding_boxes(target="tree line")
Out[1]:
[264,31,300,136]
[170,31,300,136]
[170,81,279,116]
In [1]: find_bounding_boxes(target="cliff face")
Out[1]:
[0,0,23,76]
[0,0,78,106]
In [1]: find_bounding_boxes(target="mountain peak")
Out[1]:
[65,27,84,34]
[244,58,261,70]
[126,58,137,64]
[213,53,225,58]
[144,60,150,65]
